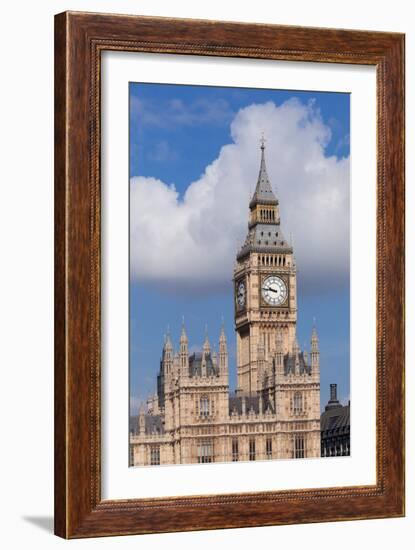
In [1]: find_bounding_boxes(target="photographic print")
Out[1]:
[54,13,404,536]
[129,83,351,467]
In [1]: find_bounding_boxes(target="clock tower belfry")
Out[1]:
[234,137,297,395]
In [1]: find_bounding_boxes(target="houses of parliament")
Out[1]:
[130,139,321,466]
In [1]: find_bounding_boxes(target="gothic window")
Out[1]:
[232,438,239,462]
[200,396,209,417]
[249,438,256,461]
[293,392,303,415]
[197,439,213,463]
[294,434,305,459]
[150,445,160,465]
[266,437,272,459]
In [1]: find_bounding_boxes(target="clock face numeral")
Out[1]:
[236,281,246,308]
[262,275,287,306]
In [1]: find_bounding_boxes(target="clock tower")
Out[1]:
[234,137,298,395]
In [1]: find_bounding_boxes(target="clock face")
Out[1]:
[236,281,246,308]
[262,275,287,306]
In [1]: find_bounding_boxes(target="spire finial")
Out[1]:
[260,132,266,151]
[219,317,226,343]
[180,316,187,342]
[249,135,278,209]
[311,320,319,349]
[165,324,173,350]
[203,324,211,352]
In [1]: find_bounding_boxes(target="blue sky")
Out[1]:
[129,82,350,412]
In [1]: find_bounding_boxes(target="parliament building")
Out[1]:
[130,140,321,466]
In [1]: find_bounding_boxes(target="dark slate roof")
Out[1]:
[188,352,218,377]
[321,404,350,434]
[284,352,311,375]
[237,223,292,261]
[129,414,165,435]
[228,393,275,415]
[249,146,278,208]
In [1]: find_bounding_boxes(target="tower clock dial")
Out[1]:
[236,281,246,308]
[262,275,287,306]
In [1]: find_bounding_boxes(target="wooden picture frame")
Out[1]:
[54,11,405,538]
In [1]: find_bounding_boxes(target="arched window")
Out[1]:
[200,396,209,417]
[294,434,305,458]
[249,438,256,461]
[293,392,303,414]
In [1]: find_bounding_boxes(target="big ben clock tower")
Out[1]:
[234,137,298,395]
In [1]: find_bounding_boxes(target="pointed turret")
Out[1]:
[180,317,188,345]
[311,321,319,377]
[203,325,211,354]
[165,326,173,351]
[200,325,211,377]
[311,323,319,352]
[249,135,278,209]
[179,317,189,375]
[162,327,174,374]
[218,320,228,373]
[238,136,290,261]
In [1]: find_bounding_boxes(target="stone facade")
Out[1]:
[130,139,321,466]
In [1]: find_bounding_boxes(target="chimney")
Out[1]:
[325,383,341,411]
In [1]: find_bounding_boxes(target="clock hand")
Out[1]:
[263,286,279,294]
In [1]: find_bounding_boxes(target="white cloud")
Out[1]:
[130,99,349,295]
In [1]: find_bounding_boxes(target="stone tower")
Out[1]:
[234,137,297,395]
[130,137,322,466]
